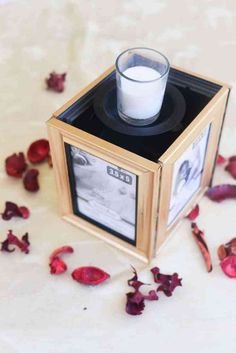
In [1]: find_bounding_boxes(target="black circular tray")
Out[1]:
[93,79,186,136]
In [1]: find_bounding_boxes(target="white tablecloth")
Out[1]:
[0,1,236,352]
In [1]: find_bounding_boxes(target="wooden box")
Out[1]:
[47,65,230,263]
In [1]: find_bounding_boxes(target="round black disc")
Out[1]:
[93,79,186,136]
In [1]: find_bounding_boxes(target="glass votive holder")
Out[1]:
[116,47,170,126]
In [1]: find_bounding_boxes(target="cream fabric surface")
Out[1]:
[0,1,236,352]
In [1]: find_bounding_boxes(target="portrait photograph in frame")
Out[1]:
[65,143,138,245]
[168,123,211,226]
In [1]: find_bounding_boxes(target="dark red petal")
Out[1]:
[5,152,27,178]
[216,154,226,164]
[186,204,199,221]
[1,230,30,254]
[205,184,236,202]
[229,156,236,163]
[127,266,145,290]
[217,244,227,261]
[2,202,21,220]
[23,169,39,192]
[27,139,50,164]
[150,267,172,284]
[225,162,236,179]
[226,238,236,255]
[71,266,110,285]
[191,223,213,272]
[151,267,182,296]
[126,292,145,315]
[220,256,236,278]
[18,206,30,219]
[143,290,159,301]
[49,246,74,261]
[50,257,67,275]
[46,72,66,93]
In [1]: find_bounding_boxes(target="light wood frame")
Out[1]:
[47,64,230,262]
[156,81,230,249]
[47,67,161,263]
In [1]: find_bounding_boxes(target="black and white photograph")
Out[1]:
[70,146,137,243]
[168,124,211,226]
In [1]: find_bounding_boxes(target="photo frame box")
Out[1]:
[47,65,230,263]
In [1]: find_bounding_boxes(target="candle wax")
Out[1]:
[118,65,165,120]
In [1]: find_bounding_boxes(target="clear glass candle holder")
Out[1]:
[116,47,170,126]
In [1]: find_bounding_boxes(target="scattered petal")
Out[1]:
[229,156,236,163]
[205,184,236,202]
[18,206,30,219]
[50,257,67,275]
[186,204,199,221]
[1,202,30,221]
[216,154,226,165]
[5,152,27,178]
[220,256,236,278]
[27,139,50,164]
[71,266,110,285]
[49,246,74,275]
[217,238,236,261]
[1,230,30,254]
[23,169,39,192]
[217,244,227,261]
[225,162,236,179]
[151,267,182,297]
[126,291,145,316]
[191,223,213,272]
[46,71,66,93]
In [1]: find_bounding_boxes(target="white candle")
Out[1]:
[118,66,165,120]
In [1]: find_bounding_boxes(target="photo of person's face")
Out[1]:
[168,124,211,226]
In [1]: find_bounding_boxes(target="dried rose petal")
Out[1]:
[205,184,236,202]
[27,139,50,164]
[126,291,145,316]
[225,162,236,179]
[71,266,110,285]
[1,202,30,221]
[50,257,67,275]
[186,204,199,221]
[49,246,74,275]
[46,72,66,93]
[218,244,227,261]
[151,267,182,296]
[191,223,212,272]
[216,154,226,165]
[220,256,236,278]
[218,238,236,262]
[18,206,30,219]
[1,230,30,254]
[5,152,27,178]
[23,169,39,192]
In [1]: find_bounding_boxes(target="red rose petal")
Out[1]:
[205,184,236,202]
[1,230,30,254]
[49,246,74,275]
[71,266,110,285]
[216,154,226,165]
[46,72,66,93]
[220,256,236,278]
[23,169,39,192]
[229,156,236,163]
[18,206,30,219]
[1,202,30,221]
[151,267,182,296]
[50,256,67,275]
[5,152,27,178]
[191,223,213,272]
[27,139,50,164]
[126,291,146,316]
[186,204,199,221]
[225,162,236,179]
[217,244,227,261]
